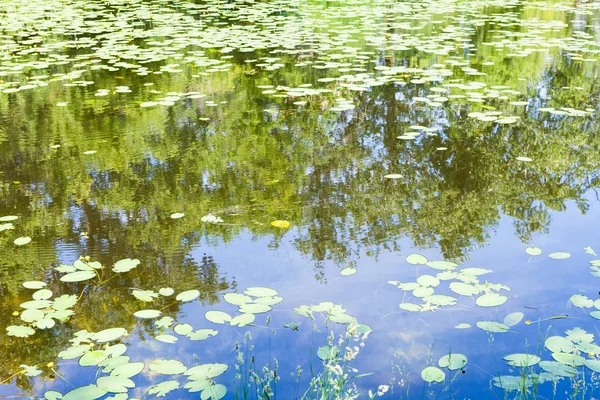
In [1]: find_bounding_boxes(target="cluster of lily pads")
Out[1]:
[390,253,510,312]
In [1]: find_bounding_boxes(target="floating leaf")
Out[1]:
[238,303,272,314]
[399,303,422,312]
[525,247,542,256]
[539,361,576,377]
[425,260,458,270]
[36,318,56,329]
[19,364,42,377]
[133,309,162,319]
[492,376,532,391]
[200,384,227,400]
[570,295,593,308]
[112,258,140,273]
[503,354,541,367]
[132,290,159,302]
[421,366,445,383]
[23,281,46,289]
[43,391,63,400]
[0,215,18,221]
[340,267,357,276]
[503,312,524,327]
[449,282,480,296]
[516,156,532,162]
[406,254,428,265]
[548,252,571,260]
[230,313,255,327]
[53,295,77,310]
[63,385,106,400]
[14,236,32,246]
[423,294,457,306]
[110,362,145,378]
[159,287,174,296]
[438,354,467,370]
[476,321,509,333]
[147,380,180,397]
[460,268,491,276]
[155,317,174,329]
[188,329,218,341]
[20,309,44,323]
[317,345,339,360]
[155,334,178,344]
[455,323,471,329]
[383,174,403,179]
[176,290,200,303]
[149,359,187,375]
[174,324,194,336]
[476,293,507,307]
[205,311,232,324]
[270,220,290,228]
[170,213,185,219]
[552,353,584,366]
[96,376,135,393]
[7,325,35,338]
[584,246,597,256]
[20,299,52,309]
[79,350,107,367]
[545,336,576,353]
[92,328,127,343]
[59,345,91,360]
[60,270,96,283]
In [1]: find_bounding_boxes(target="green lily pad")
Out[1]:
[205,311,232,324]
[60,270,96,283]
[6,325,35,337]
[539,361,576,377]
[525,247,542,256]
[545,336,576,353]
[147,380,180,397]
[176,290,200,302]
[548,252,571,260]
[110,362,145,378]
[200,384,227,400]
[174,324,194,336]
[35,318,56,329]
[503,312,524,327]
[570,294,593,308]
[449,282,480,296]
[317,345,339,360]
[149,359,187,375]
[243,287,278,297]
[155,317,174,329]
[92,328,127,343]
[476,293,507,307]
[552,352,585,366]
[112,258,140,273]
[155,334,178,343]
[159,287,174,296]
[476,321,509,333]
[223,293,252,305]
[426,260,458,270]
[14,236,32,246]
[96,376,135,393]
[79,350,107,367]
[20,309,44,323]
[63,385,106,400]
[238,303,272,314]
[188,329,218,341]
[133,309,162,319]
[438,354,467,370]
[23,281,47,289]
[340,267,357,276]
[503,353,541,367]
[421,366,445,383]
[406,254,428,265]
[230,313,255,327]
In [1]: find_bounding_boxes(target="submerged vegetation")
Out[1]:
[1,0,600,397]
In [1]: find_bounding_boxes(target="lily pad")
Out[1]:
[147,380,180,397]
[149,359,187,375]
[244,287,278,297]
[176,290,200,303]
[230,313,255,327]
[406,253,428,265]
[421,366,445,383]
[525,247,542,256]
[548,252,571,260]
[205,311,232,324]
[60,270,96,283]
[14,236,32,246]
[133,309,162,319]
[438,354,468,370]
[112,258,140,273]
[476,321,509,333]
[503,312,524,327]
[93,328,127,343]
[223,293,252,306]
[63,385,106,400]
[476,293,507,307]
[503,353,541,367]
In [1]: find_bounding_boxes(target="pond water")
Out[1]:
[1,0,600,398]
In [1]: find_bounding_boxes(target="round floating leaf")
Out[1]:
[205,311,232,324]
[147,380,180,397]
[176,290,200,303]
[317,345,339,361]
[36,318,55,329]
[155,317,174,329]
[570,294,593,308]
[449,282,480,296]
[406,254,428,265]
[0,215,18,221]
[20,309,44,323]
[100,356,130,373]
[244,287,278,297]
[492,376,532,390]
[200,384,227,400]
[112,258,140,273]
[455,323,471,329]
[238,303,272,314]
[426,260,458,270]
[174,324,193,336]
[110,362,145,378]
[92,328,127,343]
[20,299,52,309]
[413,287,434,298]
[585,360,600,373]
[43,390,63,400]
[516,156,532,162]
[525,247,542,256]
[14,237,32,246]
[63,385,106,400]
[253,296,283,306]
[185,363,228,379]
[103,344,127,358]
[539,361,576,377]
[60,270,96,283]
[476,321,509,333]
[149,359,187,375]
[383,174,403,179]
[53,295,77,310]
[590,311,600,320]
[155,334,178,344]
[29,292,51,305]
[545,336,576,353]
[400,303,422,312]
[170,213,185,219]
[503,312,524,327]
[460,268,491,276]
[59,345,91,360]
[159,287,174,296]
[503,354,541,367]
[230,313,255,327]
[552,352,584,366]
[23,281,46,289]
[223,293,252,306]
[79,351,106,367]
[417,275,440,287]
[421,366,445,383]
[270,220,290,228]
[548,252,571,260]
[96,376,134,393]
[340,267,357,276]
[423,294,457,306]
[476,293,507,307]
[133,309,162,319]
[7,325,35,338]
[188,329,218,341]
[438,354,467,370]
